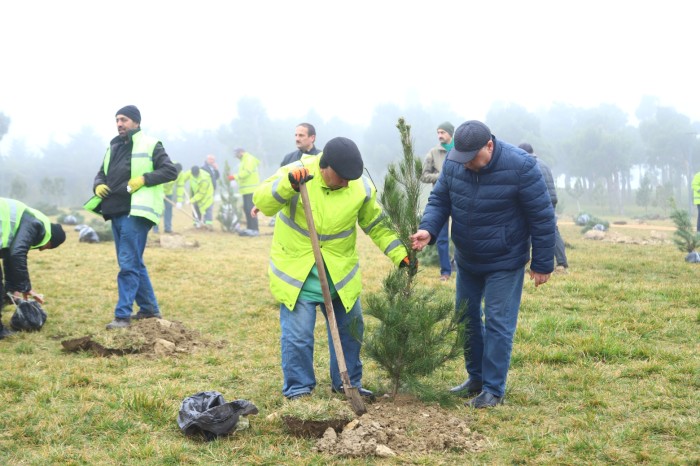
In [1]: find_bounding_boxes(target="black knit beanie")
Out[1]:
[50,223,66,248]
[319,137,364,180]
[115,105,141,124]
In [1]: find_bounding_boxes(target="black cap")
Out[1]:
[319,137,364,180]
[115,105,141,124]
[50,223,66,248]
[447,120,492,163]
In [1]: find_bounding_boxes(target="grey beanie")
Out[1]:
[437,121,454,136]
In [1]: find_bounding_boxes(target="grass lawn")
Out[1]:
[0,213,698,465]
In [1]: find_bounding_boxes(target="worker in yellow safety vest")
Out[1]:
[1,197,66,339]
[253,137,409,400]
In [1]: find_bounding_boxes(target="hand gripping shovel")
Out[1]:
[298,182,367,416]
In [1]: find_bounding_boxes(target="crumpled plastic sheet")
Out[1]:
[177,391,259,441]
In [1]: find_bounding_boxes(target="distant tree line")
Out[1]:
[1,96,699,217]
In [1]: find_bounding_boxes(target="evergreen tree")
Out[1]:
[216,160,242,232]
[669,199,700,253]
[635,173,653,214]
[362,118,464,398]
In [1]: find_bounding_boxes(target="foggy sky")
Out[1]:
[1,0,697,152]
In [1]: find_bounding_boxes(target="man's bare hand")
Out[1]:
[529,270,551,287]
[409,230,431,251]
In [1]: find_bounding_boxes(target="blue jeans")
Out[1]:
[279,298,364,398]
[455,264,524,397]
[111,215,159,319]
[436,221,452,276]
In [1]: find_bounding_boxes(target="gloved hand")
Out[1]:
[176,202,183,209]
[288,168,314,192]
[399,256,418,269]
[228,174,236,181]
[95,184,111,198]
[127,176,145,193]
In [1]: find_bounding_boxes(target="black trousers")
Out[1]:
[243,193,258,232]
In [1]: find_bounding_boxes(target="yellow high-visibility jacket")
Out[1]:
[253,155,407,312]
[693,171,700,205]
[236,152,260,195]
[179,170,214,211]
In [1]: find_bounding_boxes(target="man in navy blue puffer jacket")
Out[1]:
[411,120,555,408]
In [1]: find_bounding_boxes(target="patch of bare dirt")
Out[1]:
[148,233,200,249]
[61,319,226,357]
[309,395,488,458]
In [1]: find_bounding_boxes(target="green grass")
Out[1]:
[1,216,698,465]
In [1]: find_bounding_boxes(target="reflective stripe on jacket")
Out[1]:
[0,198,51,249]
[84,132,164,224]
[253,155,407,312]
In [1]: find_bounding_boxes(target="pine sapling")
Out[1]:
[362,118,464,398]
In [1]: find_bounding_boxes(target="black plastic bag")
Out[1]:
[177,391,258,441]
[10,299,48,332]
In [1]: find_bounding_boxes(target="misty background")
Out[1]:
[1,1,699,219]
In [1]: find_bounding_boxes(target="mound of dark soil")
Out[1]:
[61,318,225,357]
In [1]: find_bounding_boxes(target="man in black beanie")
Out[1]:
[1,198,65,339]
[85,105,177,329]
[253,137,410,400]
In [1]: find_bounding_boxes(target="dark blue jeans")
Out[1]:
[455,264,524,397]
[279,298,364,398]
[111,215,159,319]
[436,221,452,276]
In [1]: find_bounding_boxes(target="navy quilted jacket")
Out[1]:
[419,137,555,274]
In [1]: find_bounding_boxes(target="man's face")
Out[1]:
[320,166,348,190]
[464,140,494,172]
[295,126,315,152]
[437,129,452,144]
[116,115,139,137]
[206,155,216,165]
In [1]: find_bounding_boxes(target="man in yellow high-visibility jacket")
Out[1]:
[254,137,408,400]
[693,171,700,232]
[229,148,260,236]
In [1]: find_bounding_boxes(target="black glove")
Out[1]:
[288,167,314,192]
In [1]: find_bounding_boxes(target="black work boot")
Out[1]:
[449,378,483,397]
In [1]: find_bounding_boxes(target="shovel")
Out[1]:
[163,195,202,225]
[298,182,367,416]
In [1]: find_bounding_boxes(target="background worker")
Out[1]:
[253,137,409,400]
[693,170,700,232]
[153,162,183,234]
[228,148,260,236]
[86,105,177,329]
[1,197,66,339]
[187,165,214,230]
[519,143,568,272]
[280,123,321,166]
[202,154,221,198]
[411,120,555,409]
[420,121,455,281]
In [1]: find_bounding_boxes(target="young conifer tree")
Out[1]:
[669,199,700,254]
[362,118,464,398]
[217,160,242,232]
